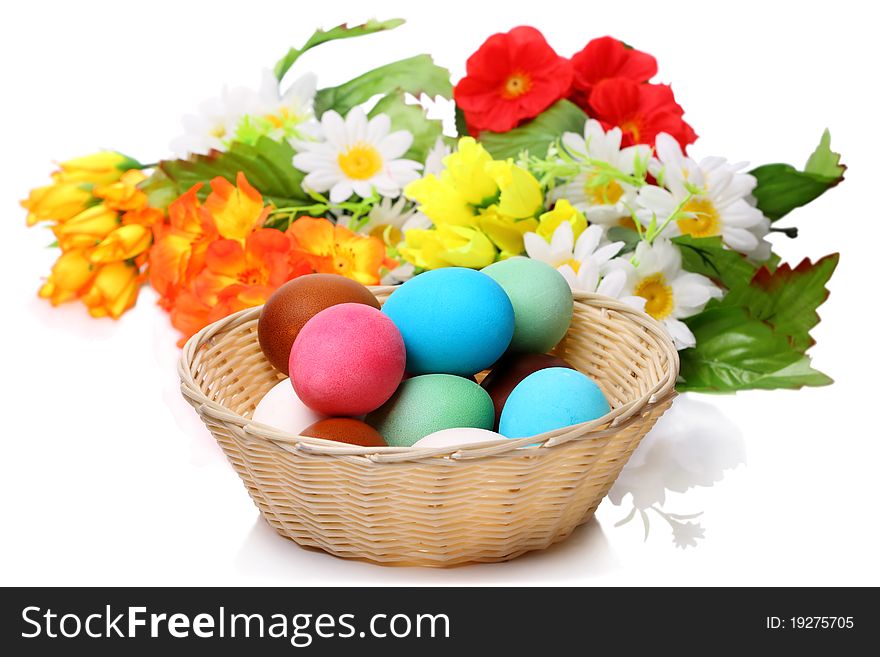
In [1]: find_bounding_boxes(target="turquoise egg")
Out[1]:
[499,368,610,439]
[366,374,495,447]
[482,257,573,353]
[382,268,515,376]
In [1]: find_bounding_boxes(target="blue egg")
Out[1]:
[499,367,610,438]
[382,268,515,376]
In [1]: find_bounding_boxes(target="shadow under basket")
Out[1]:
[179,287,679,567]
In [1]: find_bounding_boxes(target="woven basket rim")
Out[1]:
[179,287,679,463]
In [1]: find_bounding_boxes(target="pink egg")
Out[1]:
[290,303,406,416]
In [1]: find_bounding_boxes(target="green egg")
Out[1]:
[482,257,574,353]
[366,374,495,447]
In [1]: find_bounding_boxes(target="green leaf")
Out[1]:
[606,226,640,254]
[673,235,758,290]
[749,130,845,221]
[479,100,587,160]
[454,105,470,137]
[140,137,308,209]
[677,307,832,392]
[314,55,452,118]
[369,92,443,162]
[805,129,845,179]
[720,254,839,351]
[274,18,405,81]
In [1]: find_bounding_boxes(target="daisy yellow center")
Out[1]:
[369,223,403,245]
[502,72,532,99]
[617,216,638,231]
[585,177,625,206]
[634,273,674,320]
[677,197,721,238]
[265,107,293,129]
[209,123,227,139]
[562,258,581,273]
[338,144,382,180]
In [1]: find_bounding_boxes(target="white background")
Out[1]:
[1,0,877,586]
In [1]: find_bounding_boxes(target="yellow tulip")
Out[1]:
[53,205,121,251]
[81,261,140,319]
[443,137,498,205]
[38,249,97,306]
[20,182,93,226]
[477,206,538,256]
[52,151,139,185]
[90,224,152,263]
[537,199,587,241]
[400,224,497,270]
[486,161,543,220]
[93,169,149,212]
[404,175,478,228]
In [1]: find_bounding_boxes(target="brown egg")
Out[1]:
[301,418,386,447]
[258,274,380,375]
[480,353,574,430]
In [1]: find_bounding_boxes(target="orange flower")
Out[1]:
[287,216,388,285]
[204,172,269,240]
[169,228,311,343]
[148,184,218,306]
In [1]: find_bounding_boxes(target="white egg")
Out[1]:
[412,427,506,449]
[252,379,324,434]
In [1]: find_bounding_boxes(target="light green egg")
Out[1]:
[365,374,494,447]
[482,257,574,353]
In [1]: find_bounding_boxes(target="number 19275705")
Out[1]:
[766,617,854,630]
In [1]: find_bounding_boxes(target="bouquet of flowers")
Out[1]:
[23,18,843,392]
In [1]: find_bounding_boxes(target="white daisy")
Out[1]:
[170,85,260,157]
[550,119,651,229]
[524,223,623,270]
[381,262,416,285]
[616,238,722,349]
[643,133,771,260]
[346,196,432,245]
[424,137,451,176]
[292,107,422,203]
[243,69,317,143]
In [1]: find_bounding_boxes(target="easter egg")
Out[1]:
[366,374,495,447]
[301,418,386,447]
[258,274,380,375]
[290,303,405,416]
[252,379,325,434]
[480,352,574,429]
[411,427,506,449]
[381,267,514,376]
[499,367,610,439]
[482,257,573,353]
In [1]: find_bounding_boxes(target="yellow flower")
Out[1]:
[400,225,496,270]
[537,199,587,241]
[90,224,152,264]
[20,182,93,226]
[52,151,139,185]
[404,175,478,227]
[80,261,141,319]
[477,206,538,256]
[443,137,498,205]
[486,160,543,219]
[203,172,269,240]
[93,169,149,212]
[38,249,98,306]
[53,205,120,251]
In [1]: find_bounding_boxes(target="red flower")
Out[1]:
[454,26,572,134]
[589,78,697,149]
[569,36,657,113]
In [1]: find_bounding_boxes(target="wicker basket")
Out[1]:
[179,287,679,567]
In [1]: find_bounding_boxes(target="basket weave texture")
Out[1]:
[179,287,679,566]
